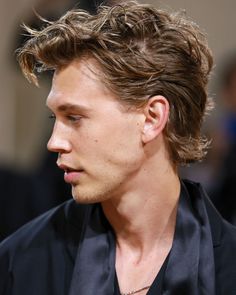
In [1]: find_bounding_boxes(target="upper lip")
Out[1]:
[57,163,83,173]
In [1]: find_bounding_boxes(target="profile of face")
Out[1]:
[46,59,148,204]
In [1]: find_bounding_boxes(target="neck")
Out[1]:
[101,156,180,256]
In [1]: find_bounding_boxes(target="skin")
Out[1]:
[47,59,147,203]
[47,58,180,294]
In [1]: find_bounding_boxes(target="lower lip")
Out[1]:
[64,171,84,183]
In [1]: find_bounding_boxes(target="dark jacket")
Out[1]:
[0,182,236,295]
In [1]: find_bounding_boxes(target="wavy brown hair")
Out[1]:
[17,1,213,165]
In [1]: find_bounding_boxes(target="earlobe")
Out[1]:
[142,95,169,144]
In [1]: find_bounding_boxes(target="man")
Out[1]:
[0,1,236,294]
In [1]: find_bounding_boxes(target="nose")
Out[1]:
[47,123,71,154]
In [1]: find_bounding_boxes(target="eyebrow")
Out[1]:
[49,103,91,114]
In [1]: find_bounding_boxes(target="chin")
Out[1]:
[71,185,112,204]
[70,173,126,204]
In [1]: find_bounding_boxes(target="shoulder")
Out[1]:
[186,179,236,252]
[0,200,90,294]
[183,179,236,294]
[0,199,90,253]
[0,199,88,267]
[213,219,236,294]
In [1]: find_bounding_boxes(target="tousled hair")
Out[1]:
[17,1,213,165]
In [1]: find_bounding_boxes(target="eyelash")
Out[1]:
[48,113,82,123]
[48,113,56,120]
[66,115,82,122]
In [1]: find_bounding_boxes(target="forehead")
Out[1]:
[46,59,118,110]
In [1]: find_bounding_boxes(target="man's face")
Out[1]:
[46,59,145,203]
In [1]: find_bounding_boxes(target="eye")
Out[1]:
[49,113,56,120]
[66,115,82,123]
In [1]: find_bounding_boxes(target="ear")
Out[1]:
[141,95,169,144]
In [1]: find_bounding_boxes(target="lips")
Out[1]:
[57,163,82,172]
[65,167,82,173]
[57,163,84,183]
[64,170,83,184]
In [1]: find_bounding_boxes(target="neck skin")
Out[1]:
[101,140,180,260]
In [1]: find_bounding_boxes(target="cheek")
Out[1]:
[75,117,143,167]
[103,127,143,168]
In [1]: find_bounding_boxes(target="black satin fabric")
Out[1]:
[114,254,169,295]
[69,180,216,295]
[162,181,215,294]
[69,205,116,295]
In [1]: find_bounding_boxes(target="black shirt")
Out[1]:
[1,180,236,295]
[114,255,169,295]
